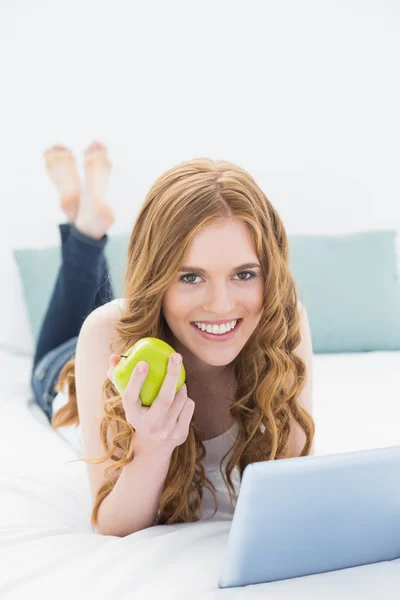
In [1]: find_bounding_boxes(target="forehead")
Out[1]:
[184,218,257,263]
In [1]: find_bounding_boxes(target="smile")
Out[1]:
[190,319,242,342]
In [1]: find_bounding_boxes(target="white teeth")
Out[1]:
[194,320,238,335]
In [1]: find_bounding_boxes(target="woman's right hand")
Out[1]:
[107,353,195,457]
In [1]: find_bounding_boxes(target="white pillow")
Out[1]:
[1,246,34,355]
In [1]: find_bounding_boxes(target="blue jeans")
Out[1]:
[30,223,115,422]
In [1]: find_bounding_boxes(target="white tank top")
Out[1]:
[52,298,241,521]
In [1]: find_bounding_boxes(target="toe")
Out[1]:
[85,140,107,155]
[44,145,72,160]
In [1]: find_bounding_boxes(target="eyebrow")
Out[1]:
[179,262,262,273]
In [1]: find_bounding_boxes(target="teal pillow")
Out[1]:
[289,230,400,353]
[13,229,400,354]
[13,233,130,347]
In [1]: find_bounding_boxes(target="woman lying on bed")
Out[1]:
[31,141,315,537]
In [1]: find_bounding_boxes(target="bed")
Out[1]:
[1,347,400,598]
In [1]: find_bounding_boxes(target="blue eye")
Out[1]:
[179,271,257,285]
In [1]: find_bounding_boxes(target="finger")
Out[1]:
[151,354,183,416]
[175,397,195,437]
[107,355,122,384]
[121,361,149,416]
[165,384,188,426]
[109,354,121,367]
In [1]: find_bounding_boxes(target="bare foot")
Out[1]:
[74,140,115,239]
[44,145,80,223]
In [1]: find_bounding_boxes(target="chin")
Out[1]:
[192,347,240,368]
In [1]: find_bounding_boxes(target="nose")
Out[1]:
[202,281,235,316]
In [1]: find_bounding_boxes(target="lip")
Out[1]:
[190,318,242,342]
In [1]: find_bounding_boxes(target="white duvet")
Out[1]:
[1,348,400,598]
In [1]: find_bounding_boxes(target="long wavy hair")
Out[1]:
[52,157,315,530]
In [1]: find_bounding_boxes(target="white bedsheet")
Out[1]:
[1,348,400,598]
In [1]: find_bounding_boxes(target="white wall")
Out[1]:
[1,0,399,250]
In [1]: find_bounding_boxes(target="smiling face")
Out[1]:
[162,217,265,378]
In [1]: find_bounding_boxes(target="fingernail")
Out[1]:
[172,354,182,365]
[136,361,147,373]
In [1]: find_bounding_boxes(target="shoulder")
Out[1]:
[84,297,125,325]
[293,298,312,385]
[79,298,125,354]
[288,298,314,457]
[294,298,310,342]
[99,297,126,321]
[296,297,305,317]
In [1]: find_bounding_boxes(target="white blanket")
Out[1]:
[2,348,400,598]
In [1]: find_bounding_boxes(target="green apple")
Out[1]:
[112,337,186,406]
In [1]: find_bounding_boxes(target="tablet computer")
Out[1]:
[218,445,400,588]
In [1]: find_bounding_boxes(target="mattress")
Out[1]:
[1,348,400,598]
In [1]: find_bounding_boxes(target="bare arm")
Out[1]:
[96,448,173,537]
[75,304,174,536]
[75,303,194,537]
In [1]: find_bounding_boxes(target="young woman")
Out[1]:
[31,141,315,537]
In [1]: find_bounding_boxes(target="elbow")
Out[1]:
[94,523,131,537]
[93,521,116,537]
[94,518,144,538]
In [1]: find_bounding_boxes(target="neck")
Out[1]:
[187,370,237,441]
[186,370,237,404]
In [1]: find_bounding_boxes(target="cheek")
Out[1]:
[245,285,264,313]
[163,289,190,320]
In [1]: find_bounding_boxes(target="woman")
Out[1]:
[31,140,315,537]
